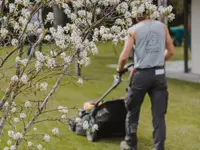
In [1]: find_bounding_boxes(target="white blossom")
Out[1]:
[158,6,166,15]
[132,9,137,18]
[33,127,37,131]
[60,52,66,59]
[22,8,31,19]
[75,118,81,123]
[28,141,32,147]
[20,74,28,84]
[46,57,56,69]
[96,8,101,15]
[111,26,121,34]
[13,118,20,123]
[15,56,21,63]
[12,102,16,107]
[13,22,20,30]
[83,121,89,130]
[149,4,157,12]
[116,2,128,13]
[27,23,34,32]
[46,12,54,22]
[40,82,48,91]
[11,75,19,82]
[7,140,12,146]
[16,58,28,66]
[21,58,28,66]
[150,11,160,19]
[58,106,68,113]
[11,107,17,113]
[70,13,77,21]
[138,4,145,14]
[35,51,45,62]
[15,0,23,3]
[44,35,51,41]
[37,144,43,150]
[112,39,119,45]
[92,124,98,132]
[52,128,59,135]
[61,114,67,119]
[35,61,42,72]
[0,28,9,38]
[8,130,15,138]
[64,5,71,16]
[11,39,18,47]
[13,132,22,140]
[23,0,30,6]
[168,13,175,21]
[78,57,90,66]
[19,16,28,25]
[9,3,16,13]
[4,147,9,150]
[166,5,173,13]
[124,11,131,19]
[43,134,50,142]
[115,19,125,25]
[64,56,72,63]
[50,50,57,57]
[4,102,9,107]
[90,44,98,55]
[25,100,31,108]
[10,145,16,150]
[37,28,43,34]
[20,113,27,119]
[77,78,83,84]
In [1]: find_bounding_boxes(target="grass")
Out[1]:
[0,42,199,150]
[170,45,191,61]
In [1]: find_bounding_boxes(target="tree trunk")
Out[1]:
[53,5,65,27]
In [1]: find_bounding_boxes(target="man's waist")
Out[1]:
[136,66,164,71]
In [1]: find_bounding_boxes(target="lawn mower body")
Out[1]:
[69,63,134,141]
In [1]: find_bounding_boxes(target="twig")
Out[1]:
[14,63,71,148]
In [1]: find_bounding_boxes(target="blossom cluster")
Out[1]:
[75,118,99,132]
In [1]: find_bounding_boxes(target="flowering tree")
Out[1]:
[0,0,174,149]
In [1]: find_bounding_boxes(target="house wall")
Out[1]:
[191,0,200,74]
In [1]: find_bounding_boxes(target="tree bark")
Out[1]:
[53,5,65,27]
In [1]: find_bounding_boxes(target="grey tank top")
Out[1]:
[129,20,166,69]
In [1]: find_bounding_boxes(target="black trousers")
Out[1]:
[27,34,42,56]
[124,68,168,150]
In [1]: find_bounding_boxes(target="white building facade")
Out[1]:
[191,0,200,74]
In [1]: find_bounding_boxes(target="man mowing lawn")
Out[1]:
[117,14,175,150]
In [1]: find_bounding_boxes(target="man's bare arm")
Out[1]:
[117,35,134,71]
[164,24,175,60]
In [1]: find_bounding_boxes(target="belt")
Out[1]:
[136,66,164,71]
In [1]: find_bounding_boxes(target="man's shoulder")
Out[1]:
[128,23,141,34]
[128,25,136,35]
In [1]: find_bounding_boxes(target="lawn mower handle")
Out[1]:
[118,63,134,78]
[94,63,134,108]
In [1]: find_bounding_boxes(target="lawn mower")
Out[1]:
[68,63,134,142]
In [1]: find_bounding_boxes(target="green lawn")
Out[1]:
[0,43,199,150]
[170,46,191,61]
